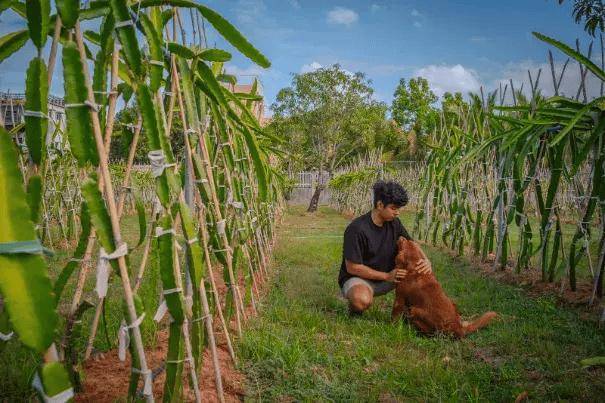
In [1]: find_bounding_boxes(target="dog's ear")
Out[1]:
[397,236,406,251]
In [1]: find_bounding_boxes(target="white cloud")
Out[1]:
[413,21,422,28]
[327,7,359,26]
[414,64,482,98]
[470,36,489,43]
[411,9,421,17]
[288,0,300,9]
[491,59,602,102]
[300,61,323,73]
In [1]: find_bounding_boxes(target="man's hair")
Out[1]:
[372,180,408,208]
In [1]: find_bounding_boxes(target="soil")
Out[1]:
[76,264,271,402]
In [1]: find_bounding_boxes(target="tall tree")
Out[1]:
[557,0,605,36]
[391,77,438,158]
[271,64,391,211]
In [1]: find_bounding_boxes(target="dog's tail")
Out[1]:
[463,311,497,335]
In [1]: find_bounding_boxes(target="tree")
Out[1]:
[271,64,393,211]
[557,0,605,36]
[391,77,438,158]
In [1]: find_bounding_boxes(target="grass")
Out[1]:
[238,205,605,401]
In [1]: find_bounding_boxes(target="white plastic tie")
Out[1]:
[154,226,175,238]
[115,19,134,28]
[149,59,164,67]
[185,128,197,135]
[148,150,175,178]
[186,237,198,245]
[0,331,14,341]
[154,300,168,322]
[194,178,208,184]
[192,313,212,323]
[216,219,226,235]
[64,100,99,112]
[163,287,182,295]
[23,110,47,119]
[32,373,74,403]
[118,320,129,361]
[166,357,191,364]
[96,243,128,298]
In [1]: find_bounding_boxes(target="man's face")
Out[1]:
[376,201,401,221]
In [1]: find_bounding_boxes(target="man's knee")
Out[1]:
[348,285,373,312]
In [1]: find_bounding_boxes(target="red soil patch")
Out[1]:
[76,265,271,402]
[77,326,245,402]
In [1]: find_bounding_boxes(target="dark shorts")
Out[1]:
[340,277,395,298]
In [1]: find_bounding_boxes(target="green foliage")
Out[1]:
[0,127,58,353]
[55,0,79,28]
[25,0,49,49]
[556,0,605,36]
[391,77,439,158]
[271,64,394,173]
[0,30,29,65]
[24,57,48,165]
[62,41,99,166]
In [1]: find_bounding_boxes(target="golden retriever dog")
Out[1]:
[391,238,497,338]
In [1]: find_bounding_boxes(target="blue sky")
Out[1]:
[0,1,600,116]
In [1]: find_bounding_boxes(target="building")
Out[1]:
[223,79,269,126]
[0,91,67,153]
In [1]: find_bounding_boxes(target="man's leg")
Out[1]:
[346,283,373,314]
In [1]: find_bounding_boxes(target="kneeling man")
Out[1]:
[338,180,432,315]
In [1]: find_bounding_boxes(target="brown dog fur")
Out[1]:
[391,237,497,338]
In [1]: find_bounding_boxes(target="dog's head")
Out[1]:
[395,237,424,271]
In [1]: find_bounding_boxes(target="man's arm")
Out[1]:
[345,259,407,283]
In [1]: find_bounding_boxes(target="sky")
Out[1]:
[0,1,601,116]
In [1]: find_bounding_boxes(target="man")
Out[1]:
[338,180,432,315]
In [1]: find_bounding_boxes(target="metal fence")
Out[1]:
[287,171,331,205]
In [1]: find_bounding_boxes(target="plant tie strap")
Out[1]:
[185,128,197,135]
[163,287,182,295]
[166,357,191,364]
[118,313,146,361]
[154,300,168,322]
[131,367,153,396]
[163,91,173,96]
[192,313,212,323]
[216,219,226,235]
[32,373,74,403]
[0,331,14,341]
[186,237,198,245]
[96,243,128,298]
[155,226,175,238]
[149,59,164,67]
[114,19,134,29]
[231,201,244,209]
[64,100,99,112]
[0,239,52,256]
[23,110,48,119]
[148,150,175,178]
[194,178,208,184]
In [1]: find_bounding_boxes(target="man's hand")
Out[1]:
[415,259,432,275]
[388,268,408,283]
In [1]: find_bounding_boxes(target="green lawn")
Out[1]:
[238,206,605,401]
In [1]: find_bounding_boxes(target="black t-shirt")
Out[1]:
[338,211,412,288]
